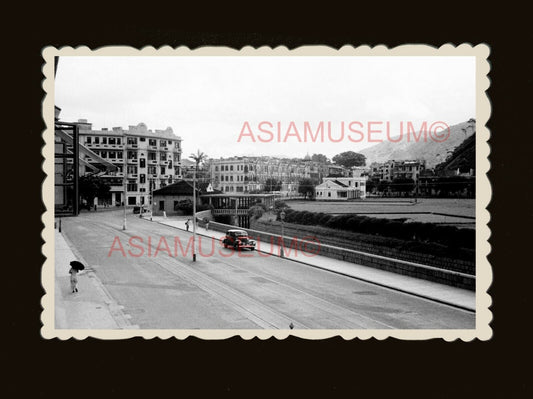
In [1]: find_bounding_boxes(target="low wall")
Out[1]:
[209,220,475,291]
[252,220,474,275]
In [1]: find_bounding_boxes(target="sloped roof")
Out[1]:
[153,180,222,196]
[315,180,346,189]
[332,179,348,187]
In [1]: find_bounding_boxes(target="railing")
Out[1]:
[212,208,249,216]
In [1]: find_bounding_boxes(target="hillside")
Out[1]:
[360,119,476,168]
[435,131,476,175]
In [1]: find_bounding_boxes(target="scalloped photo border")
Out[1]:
[41,44,492,341]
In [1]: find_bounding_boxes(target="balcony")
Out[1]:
[127,158,138,164]
[149,160,158,165]
[127,174,138,179]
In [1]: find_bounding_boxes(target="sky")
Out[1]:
[55,56,475,160]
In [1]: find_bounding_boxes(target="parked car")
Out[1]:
[222,229,256,251]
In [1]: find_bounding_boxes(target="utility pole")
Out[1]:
[122,137,127,230]
[192,167,197,262]
[234,197,238,226]
[150,177,154,221]
[280,209,286,258]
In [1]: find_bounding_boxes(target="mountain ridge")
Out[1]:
[360,120,476,168]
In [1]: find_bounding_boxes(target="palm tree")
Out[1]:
[189,150,207,176]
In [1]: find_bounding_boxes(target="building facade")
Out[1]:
[369,160,426,182]
[314,168,367,200]
[77,119,183,206]
[209,156,343,194]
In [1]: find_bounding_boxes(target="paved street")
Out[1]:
[57,209,475,329]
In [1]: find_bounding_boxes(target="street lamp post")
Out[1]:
[150,177,154,221]
[280,209,286,258]
[122,142,127,230]
[192,168,197,262]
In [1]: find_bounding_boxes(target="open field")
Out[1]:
[286,198,475,228]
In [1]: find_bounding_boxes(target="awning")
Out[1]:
[56,129,118,172]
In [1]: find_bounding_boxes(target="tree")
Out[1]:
[332,151,366,168]
[264,178,281,192]
[298,178,315,199]
[79,175,110,208]
[311,153,329,163]
[189,150,208,173]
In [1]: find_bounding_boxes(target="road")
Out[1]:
[59,210,475,329]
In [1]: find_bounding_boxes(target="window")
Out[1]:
[174,141,180,149]
[140,174,146,184]
[140,137,145,142]
[86,137,92,144]
[215,166,219,171]
[116,138,122,145]
[108,137,116,145]
[160,153,166,161]
[127,137,137,145]
[230,165,233,171]
[94,137,100,144]
[102,137,107,144]
[127,183,138,192]
[149,139,157,146]
[160,140,166,146]
[160,166,166,175]
[148,166,156,175]
[127,166,138,174]
[148,152,157,161]
[117,152,123,159]
[139,158,146,168]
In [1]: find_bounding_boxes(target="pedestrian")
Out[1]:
[69,266,79,293]
[185,219,190,232]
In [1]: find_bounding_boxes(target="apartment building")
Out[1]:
[369,160,425,182]
[77,119,182,206]
[209,156,336,194]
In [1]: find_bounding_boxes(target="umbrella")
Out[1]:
[69,260,85,271]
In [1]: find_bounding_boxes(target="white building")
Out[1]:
[77,119,183,206]
[315,173,367,200]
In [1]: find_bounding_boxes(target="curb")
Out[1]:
[147,218,475,313]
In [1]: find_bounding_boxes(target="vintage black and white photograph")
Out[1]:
[42,45,491,339]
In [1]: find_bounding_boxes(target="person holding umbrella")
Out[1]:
[69,261,85,293]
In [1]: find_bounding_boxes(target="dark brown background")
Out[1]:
[9,2,530,396]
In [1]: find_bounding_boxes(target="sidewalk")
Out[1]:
[151,216,476,311]
[54,227,134,329]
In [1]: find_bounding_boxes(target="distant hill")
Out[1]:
[435,131,476,175]
[360,119,476,168]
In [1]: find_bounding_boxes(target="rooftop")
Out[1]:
[77,120,181,141]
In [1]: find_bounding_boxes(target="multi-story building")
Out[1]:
[369,160,425,182]
[209,156,345,194]
[77,119,182,206]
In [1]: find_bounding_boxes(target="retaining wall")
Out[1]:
[209,220,475,291]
